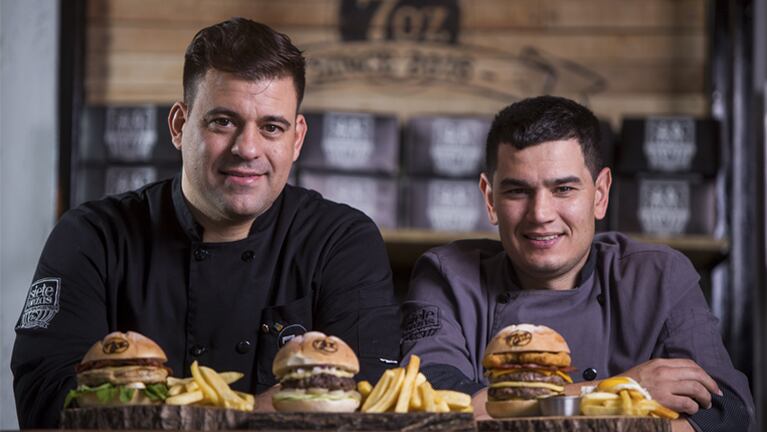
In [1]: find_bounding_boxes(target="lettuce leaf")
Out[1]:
[143,383,169,401]
[118,386,136,403]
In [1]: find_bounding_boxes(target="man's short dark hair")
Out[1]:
[183,17,306,110]
[485,95,603,181]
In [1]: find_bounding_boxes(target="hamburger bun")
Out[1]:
[272,331,359,377]
[483,324,570,368]
[81,331,167,365]
[485,398,541,418]
[272,395,360,413]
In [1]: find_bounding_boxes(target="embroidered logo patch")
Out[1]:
[403,306,441,341]
[17,278,61,330]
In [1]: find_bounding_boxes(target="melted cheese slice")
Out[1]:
[487,368,573,383]
[488,381,565,392]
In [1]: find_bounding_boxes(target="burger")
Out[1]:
[482,324,573,418]
[64,331,170,408]
[272,331,361,412]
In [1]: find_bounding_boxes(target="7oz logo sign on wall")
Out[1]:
[17,277,61,330]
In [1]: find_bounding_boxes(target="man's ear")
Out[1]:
[594,167,612,220]
[479,172,498,225]
[168,102,188,151]
[291,114,307,162]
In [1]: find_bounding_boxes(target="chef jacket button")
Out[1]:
[597,293,605,305]
[193,248,209,261]
[261,323,270,334]
[236,339,252,354]
[496,292,511,304]
[190,345,207,357]
[241,250,255,262]
[583,368,598,381]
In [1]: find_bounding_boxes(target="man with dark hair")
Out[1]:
[401,96,754,431]
[12,18,400,427]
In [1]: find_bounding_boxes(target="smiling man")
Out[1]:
[400,96,754,431]
[12,18,400,427]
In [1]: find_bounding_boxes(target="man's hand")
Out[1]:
[622,358,722,415]
[254,384,279,412]
[471,388,491,420]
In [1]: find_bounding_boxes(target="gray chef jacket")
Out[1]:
[401,232,754,432]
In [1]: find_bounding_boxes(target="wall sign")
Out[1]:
[304,0,605,102]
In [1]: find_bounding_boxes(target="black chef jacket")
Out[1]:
[12,176,401,428]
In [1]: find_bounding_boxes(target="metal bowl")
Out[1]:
[539,395,582,416]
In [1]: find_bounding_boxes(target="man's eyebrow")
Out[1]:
[203,107,240,119]
[260,115,291,127]
[498,176,583,189]
[545,176,582,187]
[498,178,532,189]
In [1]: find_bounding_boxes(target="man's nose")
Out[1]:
[527,191,555,223]
[231,124,263,160]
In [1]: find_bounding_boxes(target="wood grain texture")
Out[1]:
[60,406,476,431]
[83,0,709,121]
[477,416,671,432]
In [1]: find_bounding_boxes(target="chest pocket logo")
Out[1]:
[277,324,307,348]
[312,338,339,354]
[505,330,532,347]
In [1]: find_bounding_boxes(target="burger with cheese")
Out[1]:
[64,331,170,408]
[272,331,361,412]
[483,324,573,418]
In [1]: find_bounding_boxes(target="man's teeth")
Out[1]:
[529,234,558,241]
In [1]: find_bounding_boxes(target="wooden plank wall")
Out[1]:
[86,0,707,127]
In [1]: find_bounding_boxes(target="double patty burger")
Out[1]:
[272,331,361,412]
[483,324,573,418]
[65,331,170,407]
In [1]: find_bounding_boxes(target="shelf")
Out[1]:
[381,229,729,270]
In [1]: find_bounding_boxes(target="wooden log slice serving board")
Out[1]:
[60,405,476,431]
[477,416,671,432]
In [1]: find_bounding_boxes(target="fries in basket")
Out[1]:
[358,354,473,413]
[164,361,254,411]
[580,376,678,419]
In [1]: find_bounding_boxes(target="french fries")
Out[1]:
[580,379,679,419]
[360,355,472,413]
[164,361,254,411]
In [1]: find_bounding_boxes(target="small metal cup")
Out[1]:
[539,395,582,416]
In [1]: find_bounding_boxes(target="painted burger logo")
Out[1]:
[312,338,339,354]
[102,337,130,354]
[505,330,532,347]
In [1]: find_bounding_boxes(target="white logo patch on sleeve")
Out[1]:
[17,277,61,330]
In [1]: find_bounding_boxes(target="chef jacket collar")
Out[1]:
[505,243,597,290]
[171,174,284,242]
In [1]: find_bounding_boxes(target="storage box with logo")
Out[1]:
[613,116,721,235]
[617,117,720,176]
[298,170,398,229]
[405,178,494,232]
[299,111,399,174]
[80,105,178,163]
[404,116,491,177]
[612,176,717,235]
[74,105,181,206]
